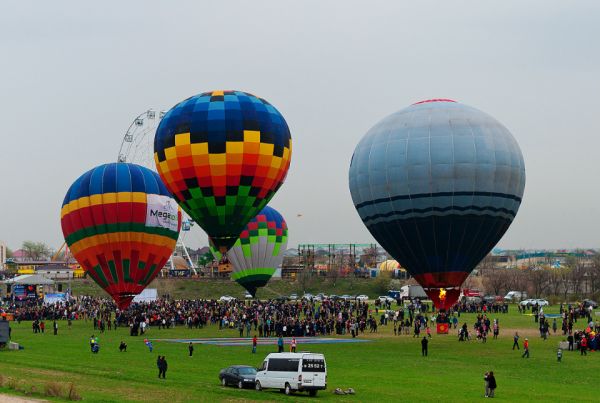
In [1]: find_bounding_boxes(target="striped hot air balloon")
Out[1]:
[211,206,288,297]
[61,163,181,309]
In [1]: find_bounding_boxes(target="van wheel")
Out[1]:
[238,381,243,389]
[284,383,292,395]
[221,378,226,387]
[255,381,262,391]
[309,390,317,396]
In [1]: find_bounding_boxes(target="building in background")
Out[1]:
[0,242,6,271]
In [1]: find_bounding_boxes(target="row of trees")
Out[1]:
[481,255,600,301]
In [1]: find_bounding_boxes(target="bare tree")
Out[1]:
[566,257,586,298]
[527,268,551,298]
[482,268,509,295]
[476,253,495,277]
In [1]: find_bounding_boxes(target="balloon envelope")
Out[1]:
[211,206,288,296]
[61,163,181,309]
[349,99,525,309]
[154,90,292,252]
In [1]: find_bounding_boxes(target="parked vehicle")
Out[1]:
[399,285,427,300]
[289,294,298,300]
[255,352,327,396]
[520,298,549,307]
[583,299,598,308]
[302,293,314,301]
[219,295,236,302]
[341,294,353,301]
[387,290,401,300]
[504,291,527,302]
[483,295,503,304]
[356,295,369,302]
[244,292,253,299]
[219,365,257,389]
[378,296,395,303]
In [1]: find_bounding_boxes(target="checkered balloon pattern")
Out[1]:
[154,90,292,252]
[211,205,288,297]
[61,163,181,309]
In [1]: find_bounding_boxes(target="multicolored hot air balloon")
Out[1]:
[349,99,525,309]
[211,206,288,297]
[154,90,292,253]
[61,163,181,309]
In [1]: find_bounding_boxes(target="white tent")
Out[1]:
[132,288,158,303]
[3,274,55,285]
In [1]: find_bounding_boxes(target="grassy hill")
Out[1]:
[69,276,392,300]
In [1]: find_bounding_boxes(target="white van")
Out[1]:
[255,352,327,396]
[504,291,528,302]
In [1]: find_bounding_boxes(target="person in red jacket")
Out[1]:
[252,335,257,354]
[580,336,588,355]
[521,338,530,358]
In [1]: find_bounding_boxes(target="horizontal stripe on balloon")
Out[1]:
[64,222,178,246]
[412,272,470,288]
[354,191,522,210]
[360,205,518,223]
[68,231,177,256]
[61,192,148,218]
[62,204,148,234]
[231,267,276,281]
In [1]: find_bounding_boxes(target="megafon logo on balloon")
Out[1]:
[146,194,179,232]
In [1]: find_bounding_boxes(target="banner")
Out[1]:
[146,194,179,232]
[436,323,449,334]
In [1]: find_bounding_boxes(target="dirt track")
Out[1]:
[0,394,46,402]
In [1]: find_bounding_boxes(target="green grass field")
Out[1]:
[2,306,599,402]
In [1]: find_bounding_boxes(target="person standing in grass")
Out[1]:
[291,337,297,353]
[557,347,562,362]
[252,335,258,354]
[487,371,497,397]
[522,338,530,358]
[512,332,520,350]
[421,336,428,356]
[188,342,194,357]
[277,335,284,353]
[53,320,58,336]
[580,336,587,355]
[484,372,490,397]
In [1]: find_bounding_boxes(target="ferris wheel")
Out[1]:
[117,110,199,276]
[117,109,164,170]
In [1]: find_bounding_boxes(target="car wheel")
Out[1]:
[238,381,243,389]
[221,378,227,387]
[284,383,292,395]
[255,381,262,391]
[309,390,317,397]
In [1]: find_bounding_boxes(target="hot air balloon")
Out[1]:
[349,99,525,310]
[211,206,288,297]
[154,90,292,253]
[61,163,181,309]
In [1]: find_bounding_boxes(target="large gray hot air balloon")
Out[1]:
[349,99,525,309]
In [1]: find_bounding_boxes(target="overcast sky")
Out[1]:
[1,1,599,252]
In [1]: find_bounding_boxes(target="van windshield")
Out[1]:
[302,359,326,372]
